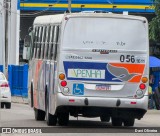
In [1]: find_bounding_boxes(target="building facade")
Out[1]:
[19,0,155,39]
[20,0,154,13]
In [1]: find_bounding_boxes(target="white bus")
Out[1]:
[26,13,149,126]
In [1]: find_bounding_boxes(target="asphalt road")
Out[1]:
[1,103,160,135]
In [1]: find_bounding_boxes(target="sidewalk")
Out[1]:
[11,96,29,104]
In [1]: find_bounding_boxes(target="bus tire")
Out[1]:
[100,115,110,122]
[45,97,57,126]
[1,103,4,108]
[123,118,135,127]
[34,108,45,121]
[5,103,11,109]
[112,117,122,126]
[30,83,34,107]
[58,112,69,126]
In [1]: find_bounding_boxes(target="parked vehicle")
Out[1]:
[0,72,11,109]
[25,12,149,126]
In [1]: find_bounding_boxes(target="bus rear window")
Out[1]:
[62,17,147,51]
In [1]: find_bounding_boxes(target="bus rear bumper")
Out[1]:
[55,93,148,119]
[56,93,148,111]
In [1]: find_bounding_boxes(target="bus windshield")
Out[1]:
[62,17,147,51]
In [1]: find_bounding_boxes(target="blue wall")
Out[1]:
[0,65,3,72]
[8,65,28,97]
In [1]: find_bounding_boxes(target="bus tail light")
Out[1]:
[61,80,67,87]
[139,83,146,90]
[141,77,148,83]
[0,83,9,87]
[59,73,65,80]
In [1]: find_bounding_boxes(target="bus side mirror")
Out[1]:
[24,34,31,47]
[23,46,30,60]
[23,32,32,60]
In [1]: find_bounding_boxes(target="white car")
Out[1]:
[0,72,11,109]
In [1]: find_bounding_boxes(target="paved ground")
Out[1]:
[1,103,160,136]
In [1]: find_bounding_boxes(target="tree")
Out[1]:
[149,0,160,42]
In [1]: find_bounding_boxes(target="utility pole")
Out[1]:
[6,0,20,66]
[0,0,5,72]
[68,0,72,13]
[8,0,20,65]
[0,0,19,74]
[4,0,10,71]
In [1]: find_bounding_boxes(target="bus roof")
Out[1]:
[33,13,147,25]
[34,14,64,25]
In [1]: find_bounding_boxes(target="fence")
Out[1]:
[8,64,28,97]
[0,65,3,72]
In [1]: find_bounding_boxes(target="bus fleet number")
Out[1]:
[120,55,135,63]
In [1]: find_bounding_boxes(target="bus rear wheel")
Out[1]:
[123,118,135,127]
[34,108,45,121]
[5,103,11,109]
[1,103,4,108]
[58,112,69,126]
[112,117,122,126]
[46,99,57,126]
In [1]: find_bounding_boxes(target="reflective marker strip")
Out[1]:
[130,102,137,104]
[69,99,75,102]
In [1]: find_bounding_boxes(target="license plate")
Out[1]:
[96,84,111,91]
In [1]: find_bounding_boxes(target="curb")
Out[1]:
[11,96,29,104]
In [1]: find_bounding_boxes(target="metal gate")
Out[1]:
[8,64,28,97]
[0,65,3,72]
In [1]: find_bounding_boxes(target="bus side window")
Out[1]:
[40,26,46,59]
[44,26,50,59]
[39,26,43,59]
[36,26,42,59]
[51,26,59,60]
[48,26,54,59]
[31,27,35,59]
[33,27,39,59]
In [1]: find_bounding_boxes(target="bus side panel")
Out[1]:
[45,60,51,111]
[37,61,46,111]
[49,60,58,115]
[32,59,38,109]
[33,59,43,109]
[28,60,34,107]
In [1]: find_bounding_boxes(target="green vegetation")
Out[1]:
[149,0,160,42]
